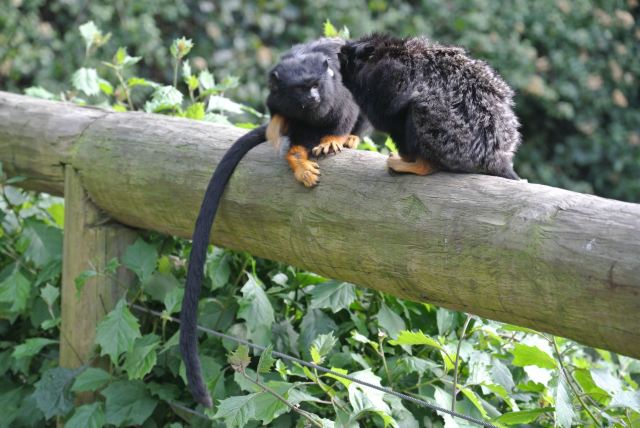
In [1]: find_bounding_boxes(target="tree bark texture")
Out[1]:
[1,91,639,359]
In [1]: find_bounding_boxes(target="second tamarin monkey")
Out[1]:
[180,37,369,408]
[339,33,521,179]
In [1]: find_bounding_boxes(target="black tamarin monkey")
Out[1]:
[180,37,369,408]
[339,34,521,179]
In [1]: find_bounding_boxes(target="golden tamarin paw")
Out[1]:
[295,160,321,187]
[387,155,436,176]
[311,135,350,157]
[286,145,321,187]
[344,134,360,149]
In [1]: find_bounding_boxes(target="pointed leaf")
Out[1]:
[72,367,112,392]
[213,393,258,427]
[309,280,356,313]
[95,299,141,364]
[122,238,157,282]
[377,303,405,339]
[72,68,100,96]
[33,367,78,419]
[0,269,31,313]
[257,344,276,374]
[238,275,274,331]
[123,334,161,380]
[511,343,557,369]
[66,403,104,428]
[101,380,157,426]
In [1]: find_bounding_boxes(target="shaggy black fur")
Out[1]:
[339,33,521,179]
[180,38,368,408]
[267,37,370,149]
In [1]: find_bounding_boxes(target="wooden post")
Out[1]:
[60,166,136,400]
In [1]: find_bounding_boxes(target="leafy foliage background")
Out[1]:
[1,1,640,427]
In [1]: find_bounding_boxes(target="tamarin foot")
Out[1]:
[344,134,360,149]
[287,145,321,187]
[312,135,351,157]
[387,154,436,176]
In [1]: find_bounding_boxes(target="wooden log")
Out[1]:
[1,91,639,359]
[60,165,136,402]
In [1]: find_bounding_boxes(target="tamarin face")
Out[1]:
[267,53,338,120]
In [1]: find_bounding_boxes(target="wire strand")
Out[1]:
[130,303,497,428]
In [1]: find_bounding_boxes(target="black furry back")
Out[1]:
[340,34,520,179]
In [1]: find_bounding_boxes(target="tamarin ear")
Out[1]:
[354,43,375,59]
[270,70,280,82]
[324,58,335,77]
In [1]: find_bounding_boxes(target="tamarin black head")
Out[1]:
[267,38,370,147]
[339,33,521,180]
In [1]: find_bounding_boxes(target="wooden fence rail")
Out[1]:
[1,91,639,363]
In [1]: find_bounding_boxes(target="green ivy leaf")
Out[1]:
[101,380,157,426]
[65,403,104,428]
[40,283,59,307]
[144,85,184,113]
[237,275,274,332]
[310,332,337,364]
[79,21,100,49]
[33,367,78,419]
[25,86,56,100]
[206,248,231,290]
[98,78,113,96]
[554,378,575,428]
[122,238,157,283]
[389,330,443,350]
[495,408,554,425]
[22,219,63,268]
[182,60,192,78]
[128,77,159,88]
[511,344,557,369]
[198,70,215,90]
[95,299,141,364]
[309,280,356,313]
[590,368,623,395]
[12,338,58,359]
[347,370,390,414]
[163,286,183,314]
[257,344,276,374]
[184,102,205,120]
[252,382,296,424]
[299,309,338,356]
[228,345,251,372]
[72,68,100,96]
[114,47,141,67]
[123,334,161,380]
[376,302,406,339]
[460,387,489,419]
[213,393,258,427]
[323,19,339,37]
[71,367,112,392]
[0,268,31,313]
[207,95,244,114]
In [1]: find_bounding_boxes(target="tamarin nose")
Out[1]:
[309,87,320,102]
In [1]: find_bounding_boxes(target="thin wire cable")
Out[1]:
[131,303,497,428]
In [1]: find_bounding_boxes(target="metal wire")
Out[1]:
[130,303,497,428]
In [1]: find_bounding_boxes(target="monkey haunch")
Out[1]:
[340,34,521,179]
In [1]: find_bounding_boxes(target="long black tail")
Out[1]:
[180,125,267,407]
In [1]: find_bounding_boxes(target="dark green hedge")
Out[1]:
[2,0,638,201]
